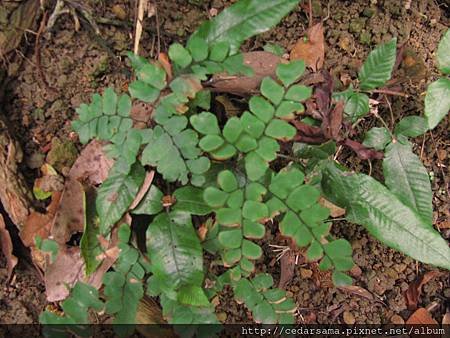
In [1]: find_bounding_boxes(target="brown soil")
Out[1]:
[1,0,449,325]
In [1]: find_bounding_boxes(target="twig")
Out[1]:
[134,0,148,55]
[369,88,409,98]
[308,0,313,27]
[383,94,395,129]
[35,11,57,93]
[154,2,161,56]
[429,131,449,198]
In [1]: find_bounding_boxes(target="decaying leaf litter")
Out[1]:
[0,0,445,328]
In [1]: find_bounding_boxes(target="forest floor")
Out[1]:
[0,0,449,325]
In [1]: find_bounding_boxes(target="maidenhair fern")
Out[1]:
[42,0,450,332]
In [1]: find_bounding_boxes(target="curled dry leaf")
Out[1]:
[290,23,325,72]
[0,214,18,280]
[130,171,155,210]
[406,307,438,325]
[158,52,172,81]
[405,270,445,310]
[210,51,283,95]
[69,140,114,186]
[20,192,62,247]
[51,178,85,244]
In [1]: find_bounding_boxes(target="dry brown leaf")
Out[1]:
[20,192,62,247]
[51,178,85,244]
[278,250,296,289]
[130,171,155,210]
[45,245,85,302]
[210,51,283,95]
[158,53,172,81]
[290,23,325,72]
[406,307,438,325]
[69,140,114,186]
[319,197,345,217]
[405,270,444,310]
[0,214,18,280]
[338,285,374,301]
[442,311,450,325]
[131,101,154,127]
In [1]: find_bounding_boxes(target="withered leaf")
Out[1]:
[0,214,18,280]
[343,139,384,160]
[278,250,296,289]
[322,101,344,140]
[69,140,114,186]
[45,246,84,302]
[406,308,438,325]
[292,120,327,144]
[210,51,283,95]
[20,192,62,247]
[405,270,444,310]
[290,23,325,72]
[51,178,85,244]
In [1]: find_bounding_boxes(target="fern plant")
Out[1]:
[38,0,450,333]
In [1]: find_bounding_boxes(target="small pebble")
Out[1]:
[343,311,356,324]
[390,314,404,324]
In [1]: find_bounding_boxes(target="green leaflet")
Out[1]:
[103,226,145,336]
[437,28,450,74]
[233,275,296,324]
[394,116,428,138]
[146,211,204,289]
[40,282,103,326]
[269,166,353,280]
[141,118,206,185]
[72,90,133,144]
[96,160,145,235]
[358,38,397,90]
[424,78,450,130]
[321,163,450,270]
[191,0,299,54]
[344,92,369,121]
[173,186,212,215]
[160,294,219,325]
[363,127,391,151]
[383,139,433,225]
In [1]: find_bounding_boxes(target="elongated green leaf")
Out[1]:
[358,38,397,90]
[424,78,450,130]
[344,92,369,121]
[191,0,299,54]
[383,139,432,225]
[80,190,101,275]
[437,29,450,74]
[363,127,391,150]
[394,116,428,138]
[96,160,145,235]
[321,163,450,270]
[146,211,204,288]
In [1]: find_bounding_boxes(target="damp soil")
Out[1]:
[1,0,449,325]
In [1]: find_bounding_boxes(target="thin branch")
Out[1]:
[369,89,409,98]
